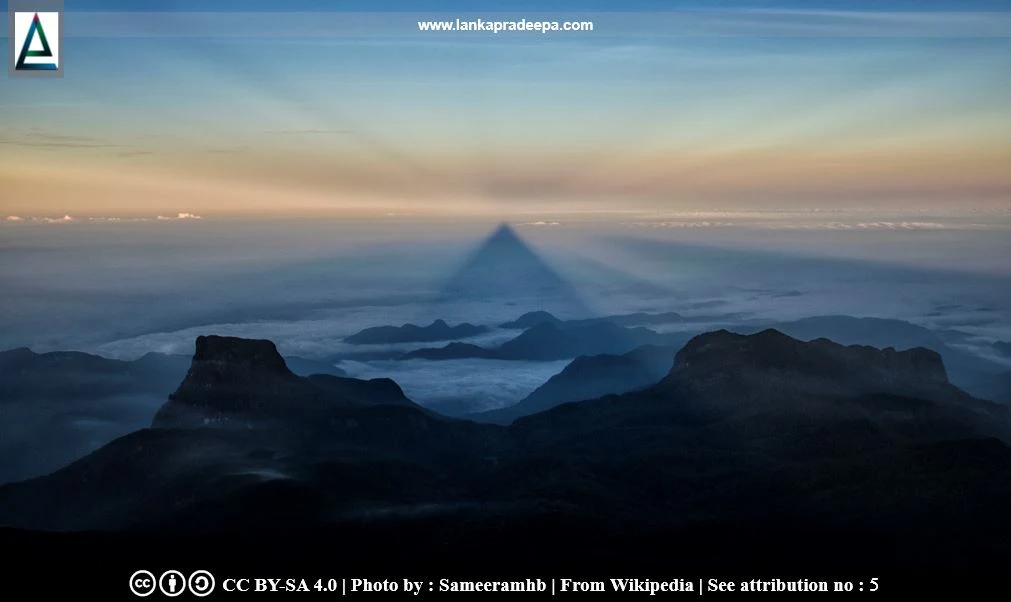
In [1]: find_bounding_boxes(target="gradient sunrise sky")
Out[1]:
[2,0,1010,218]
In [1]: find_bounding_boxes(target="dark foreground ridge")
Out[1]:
[1,330,1010,578]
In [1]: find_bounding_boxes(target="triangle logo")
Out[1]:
[16,13,58,71]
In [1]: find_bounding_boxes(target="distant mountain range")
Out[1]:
[499,310,686,329]
[405,321,693,361]
[492,311,1011,401]
[355,311,1011,408]
[0,348,189,402]
[468,315,1011,424]
[344,319,488,345]
[472,344,679,424]
[2,329,1008,577]
[0,345,345,483]
[0,347,345,401]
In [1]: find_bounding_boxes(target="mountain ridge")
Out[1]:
[344,319,488,345]
[153,335,415,429]
[2,328,1009,539]
[405,321,691,361]
[473,344,678,424]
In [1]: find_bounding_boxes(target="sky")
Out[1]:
[1,0,1010,217]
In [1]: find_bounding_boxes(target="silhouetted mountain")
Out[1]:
[440,224,588,316]
[484,327,1009,462]
[401,342,496,360]
[153,335,413,428]
[0,346,345,404]
[0,345,344,484]
[2,331,1009,574]
[758,315,1007,401]
[499,311,563,329]
[495,314,1006,404]
[500,310,684,330]
[344,319,488,345]
[498,321,664,360]
[474,344,678,424]
[765,315,945,352]
[405,321,691,361]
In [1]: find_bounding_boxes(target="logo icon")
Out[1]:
[8,1,63,78]
[129,570,157,597]
[188,570,216,597]
[158,570,187,597]
[14,12,58,70]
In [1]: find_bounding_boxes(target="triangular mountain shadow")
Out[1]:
[439,223,591,317]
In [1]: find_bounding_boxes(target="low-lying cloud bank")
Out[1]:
[624,220,1004,231]
[157,212,202,221]
[2,213,203,224]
